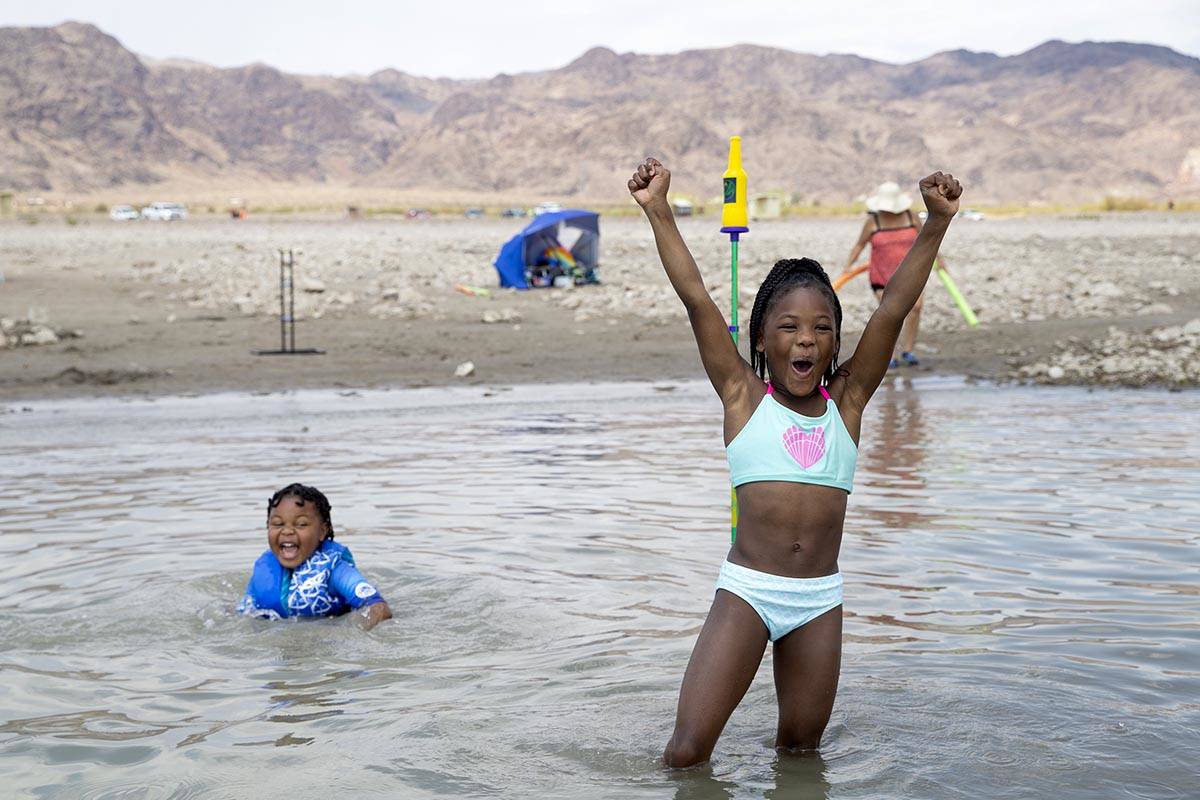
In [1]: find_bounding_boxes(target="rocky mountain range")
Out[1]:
[2,21,1198,203]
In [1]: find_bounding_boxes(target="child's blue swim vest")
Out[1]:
[238,539,384,619]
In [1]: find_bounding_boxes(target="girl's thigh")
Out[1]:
[772,605,843,749]
[668,590,770,757]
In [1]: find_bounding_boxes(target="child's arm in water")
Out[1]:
[359,600,393,631]
[330,556,393,631]
[629,158,756,404]
[839,173,962,407]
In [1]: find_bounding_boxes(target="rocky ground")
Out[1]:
[1,212,1197,401]
[1020,320,1200,387]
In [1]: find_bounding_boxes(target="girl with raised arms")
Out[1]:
[628,157,961,767]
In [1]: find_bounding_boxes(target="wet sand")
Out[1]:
[1,213,1197,401]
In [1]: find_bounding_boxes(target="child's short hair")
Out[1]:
[267,483,334,539]
[749,258,843,385]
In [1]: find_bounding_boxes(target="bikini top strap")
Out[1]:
[869,211,881,232]
[906,209,915,228]
[769,380,829,401]
[769,380,831,405]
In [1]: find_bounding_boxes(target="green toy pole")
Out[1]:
[730,240,740,345]
[721,136,749,542]
[728,237,740,541]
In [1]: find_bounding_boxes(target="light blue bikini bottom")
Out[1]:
[715,560,843,642]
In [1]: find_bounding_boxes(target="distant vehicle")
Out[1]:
[141,202,188,221]
[109,205,140,221]
[918,208,982,223]
[464,207,485,219]
[671,198,695,217]
[405,208,432,219]
[500,207,527,218]
[533,202,562,216]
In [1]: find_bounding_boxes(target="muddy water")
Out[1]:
[1,379,1197,798]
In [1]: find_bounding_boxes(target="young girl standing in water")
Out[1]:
[628,158,961,767]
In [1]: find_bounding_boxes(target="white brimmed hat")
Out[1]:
[866,182,913,214]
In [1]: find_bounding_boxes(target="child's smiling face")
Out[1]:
[758,286,839,397]
[267,495,329,568]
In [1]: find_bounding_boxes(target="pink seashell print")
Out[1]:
[783,425,826,469]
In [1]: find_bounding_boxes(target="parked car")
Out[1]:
[958,208,986,221]
[533,201,562,216]
[464,207,485,219]
[405,208,432,219]
[109,205,140,221]
[141,202,188,221]
[500,207,527,218]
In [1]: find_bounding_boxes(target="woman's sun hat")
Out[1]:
[866,181,913,214]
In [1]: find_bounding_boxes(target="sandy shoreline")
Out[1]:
[2,214,1198,403]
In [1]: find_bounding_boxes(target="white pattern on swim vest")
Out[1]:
[287,548,337,615]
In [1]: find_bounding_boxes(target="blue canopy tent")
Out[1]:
[493,209,600,289]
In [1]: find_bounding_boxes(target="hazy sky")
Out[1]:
[3,0,1197,78]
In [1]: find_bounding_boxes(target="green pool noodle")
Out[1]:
[936,261,979,328]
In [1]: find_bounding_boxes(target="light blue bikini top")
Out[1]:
[726,384,857,493]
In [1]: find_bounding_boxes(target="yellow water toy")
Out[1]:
[721,136,749,233]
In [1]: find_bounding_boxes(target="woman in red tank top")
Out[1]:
[838,182,927,367]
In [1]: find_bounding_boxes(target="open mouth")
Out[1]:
[791,358,815,378]
[278,541,301,560]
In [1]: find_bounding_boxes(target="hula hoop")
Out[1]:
[833,264,868,292]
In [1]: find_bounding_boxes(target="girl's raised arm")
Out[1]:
[839,172,962,410]
[629,158,753,403]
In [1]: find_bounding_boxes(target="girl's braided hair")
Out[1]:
[267,483,334,540]
[748,258,843,385]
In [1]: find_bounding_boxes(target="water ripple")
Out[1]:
[1,380,1197,798]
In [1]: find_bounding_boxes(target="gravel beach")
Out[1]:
[1,212,1197,401]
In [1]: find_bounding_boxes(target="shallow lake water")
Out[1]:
[1,379,1197,799]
